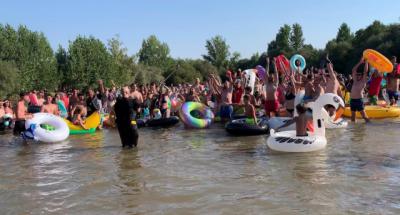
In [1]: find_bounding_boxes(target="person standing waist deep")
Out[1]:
[114,87,140,148]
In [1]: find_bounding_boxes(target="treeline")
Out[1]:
[1,21,400,98]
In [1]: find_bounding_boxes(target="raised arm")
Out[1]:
[327,62,336,80]
[98,80,105,95]
[273,62,279,86]
[320,69,327,85]
[264,58,271,83]
[352,57,364,79]
[363,61,369,81]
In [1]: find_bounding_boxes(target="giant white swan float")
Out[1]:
[268,90,347,130]
[267,93,345,152]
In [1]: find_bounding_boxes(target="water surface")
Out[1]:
[1,120,400,214]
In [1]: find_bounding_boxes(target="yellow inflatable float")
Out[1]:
[343,106,400,119]
[363,49,393,73]
[64,112,101,134]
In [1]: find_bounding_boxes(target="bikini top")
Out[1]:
[285,92,296,100]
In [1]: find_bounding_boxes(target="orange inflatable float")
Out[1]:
[363,49,393,73]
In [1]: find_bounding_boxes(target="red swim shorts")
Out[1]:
[264,100,279,113]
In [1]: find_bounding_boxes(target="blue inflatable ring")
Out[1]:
[290,54,306,72]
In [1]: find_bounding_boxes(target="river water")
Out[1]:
[1,120,400,215]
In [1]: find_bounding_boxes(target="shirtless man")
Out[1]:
[312,70,325,100]
[37,91,45,106]
[350,58,370,122]
[295,70,315,102]
[264,58,279,117]
[243,95,257,125]
[325,60,340,95]
[14,93,31,135]
[210,73,233,122]
[192,78,204,94]
[130,84,144,104]
[41,94,59,115]
[69,89,79,113]
[244,86,256,106]
[386,56,400,106]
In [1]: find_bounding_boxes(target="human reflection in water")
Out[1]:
[114,87,140,148]
[115,149,142,210]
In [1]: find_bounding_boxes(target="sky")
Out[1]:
[1,0,399,59]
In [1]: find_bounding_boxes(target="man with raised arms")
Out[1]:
[350,58,370,122]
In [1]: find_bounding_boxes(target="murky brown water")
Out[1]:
[1,120,400,214]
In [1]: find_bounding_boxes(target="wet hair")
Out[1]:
[325,104,335,109]
[74,106,82,114]
[296,104,307,114]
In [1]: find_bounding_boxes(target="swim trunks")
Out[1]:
[264,100,279,113]
[220,105,233,119]
[350,98,364,112]
[387,90,399,101]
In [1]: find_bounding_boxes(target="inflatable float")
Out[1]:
[64,112,101,134]
[321,108,348,129]
[23,113,69,142]
[243,69,257,94]
[225,117,269,136]
[179,102,214,129]
[267,93,345,152]
[138,116,180,128]
[275,55,290,73]
[363,49,393,73]
[57,100,68,118]
[290,54,306,72]
[343,106,400,119]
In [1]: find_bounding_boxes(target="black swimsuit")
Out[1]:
[285,92,296,114]
[285,92,296,100]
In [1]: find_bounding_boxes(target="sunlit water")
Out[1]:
[1,119,400,214]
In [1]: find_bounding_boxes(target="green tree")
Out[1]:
[138,35,171,69]
[67,36,112,89]
[228,51,241,71]
[108,36,136,86]
[165,59,202,85]
[203,35,230,73]
[0,25,58,91]
[132,64,164,85]
[336,23,353,42]
[55,45,69,89]
[290,23,305,51]
[190,59,218,79]
[0,60,20,98]
[268,24,292,56]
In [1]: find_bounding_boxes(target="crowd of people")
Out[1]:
[0,55,399,144]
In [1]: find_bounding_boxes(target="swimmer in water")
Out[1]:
[295,103,311,137]
[243,95,257,125]
[350,57,370,122]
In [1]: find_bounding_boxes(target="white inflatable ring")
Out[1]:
[25,113,69,142]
